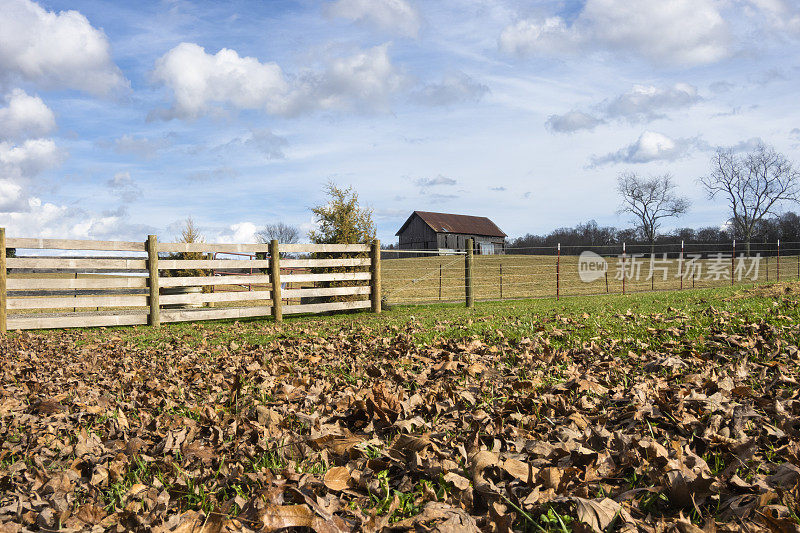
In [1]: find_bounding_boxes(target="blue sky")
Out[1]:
[0,0,798,244]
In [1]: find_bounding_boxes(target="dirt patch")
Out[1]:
[729,280,799,299]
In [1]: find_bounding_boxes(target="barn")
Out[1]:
[395,211,506,255]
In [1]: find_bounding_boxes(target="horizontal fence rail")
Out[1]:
[0,230,381,331]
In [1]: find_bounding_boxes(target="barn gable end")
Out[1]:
[396,211,506,255]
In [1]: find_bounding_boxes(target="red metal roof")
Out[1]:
[396,211,507,237]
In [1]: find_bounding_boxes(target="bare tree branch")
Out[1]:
[699,143,800,255]
[616,172,690,251]
[256,222,300,244]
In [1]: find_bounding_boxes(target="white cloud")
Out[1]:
[709,81,736,93]
[603,84,700,121]
[151,42,406,119]
[151,42,289,120]
[289,43,406,114]
[0,138,63,181]
[500,17,579,56]
[110,134,171,159]
[589,131,699,166]
[546,83,701,133]
[414,175,457,187]
[727,137,764,152]
[500,0,731,66]
[0,198,150,240]
[0,0,126,95]
[0,179,26,212]
[106,171,142,203]
[0,89,56,140]
[326,0,421,37]
[211,221,258,244]
[219,129,288,159]
[545,110,603,133]
[411,72,489,106]
[744,0,800,33]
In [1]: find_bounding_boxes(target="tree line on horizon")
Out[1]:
[506,213,800,256]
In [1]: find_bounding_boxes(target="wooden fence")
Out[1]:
[0,229,381,331]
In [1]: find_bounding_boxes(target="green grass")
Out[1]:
[27,280,793,356]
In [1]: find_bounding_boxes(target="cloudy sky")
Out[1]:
[0,0,798,244]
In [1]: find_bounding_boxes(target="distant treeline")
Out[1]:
[508,213,800,256]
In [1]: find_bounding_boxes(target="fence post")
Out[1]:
[465,238,474,308]
[147,234,160,327]
[270,240,282,322]
[650,254,655,291]
[622,243,626,295]
[439,263,442,301]
[556,243,560,300]
[206,253,215,307]
[777,240,780,282]
[371,239,381,313]
[679,240,684,290]
[500,262,503,299]
[731,240,735,286]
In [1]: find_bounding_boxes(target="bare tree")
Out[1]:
[256,222,300,244]
[617,172,690,253]
[700,143,800,255]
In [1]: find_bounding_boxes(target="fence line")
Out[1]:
[2,232,793,330]
[381,239,793,306]
[0,230,380,331]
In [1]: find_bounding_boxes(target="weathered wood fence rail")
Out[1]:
[0,229,381,332]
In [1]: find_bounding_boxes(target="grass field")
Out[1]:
[3,282,800,531]
[381,252,794,304]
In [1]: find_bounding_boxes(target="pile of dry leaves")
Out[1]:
[2,294,800,532]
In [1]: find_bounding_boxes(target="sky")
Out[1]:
[0,0,799,245]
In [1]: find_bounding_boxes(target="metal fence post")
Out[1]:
[147,234,160,327]
[556,243,560,300]
[679,240,684,290]
[731,240,735,286]
[270,240,282,322]
[499,262,503,299]
[777,240,780,282]
[371,239,381,313]
[465,239,474,308]
[622,243,626,295]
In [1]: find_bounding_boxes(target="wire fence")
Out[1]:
[381,241,797,305]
